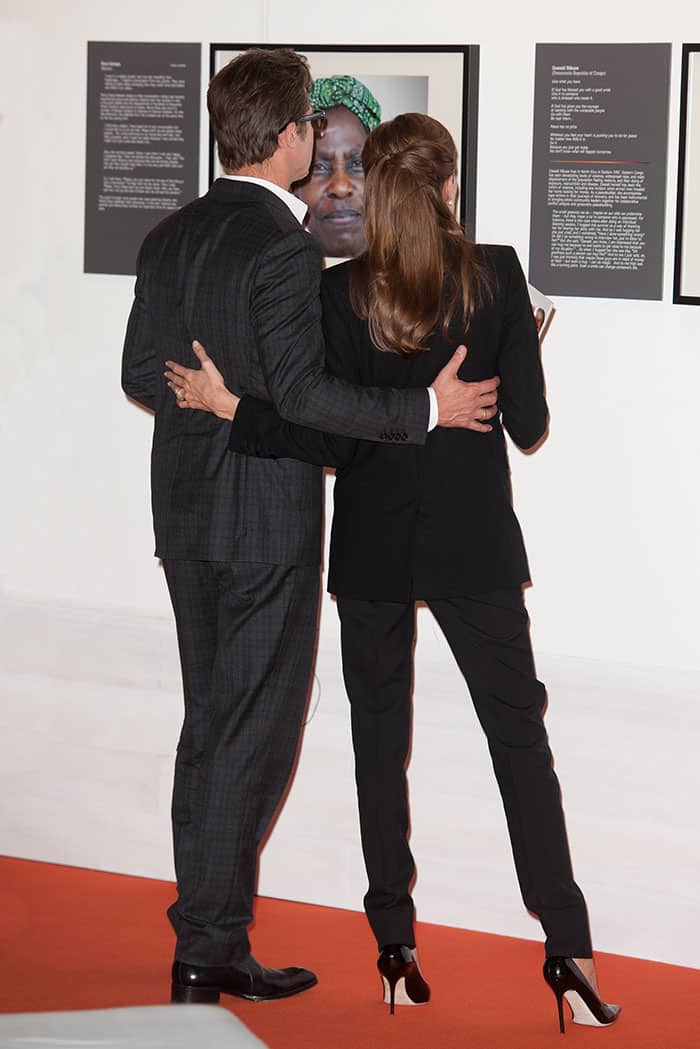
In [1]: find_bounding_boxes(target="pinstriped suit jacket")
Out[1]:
[121,178,428,565]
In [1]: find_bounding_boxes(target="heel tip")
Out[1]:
[171,983,220,1005]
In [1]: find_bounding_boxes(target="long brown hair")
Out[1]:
[349,112,491,355]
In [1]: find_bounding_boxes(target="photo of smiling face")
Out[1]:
[295,106,369,258]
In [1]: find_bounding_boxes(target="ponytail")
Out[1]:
[349,113,491,356]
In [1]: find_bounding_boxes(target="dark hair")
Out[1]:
[350,112,491,356]
[207,48,312,170]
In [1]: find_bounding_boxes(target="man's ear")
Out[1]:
[278,121,298,153]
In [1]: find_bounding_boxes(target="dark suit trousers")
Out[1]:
[336,590,592,958]
[163,559,320,965]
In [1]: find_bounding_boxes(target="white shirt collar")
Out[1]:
[221,174,308,225]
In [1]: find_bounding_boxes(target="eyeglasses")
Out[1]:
[278,110,327,134]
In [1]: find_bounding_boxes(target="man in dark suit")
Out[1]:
[122,48,499,1005]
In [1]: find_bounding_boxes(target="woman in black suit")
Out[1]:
[165,112,619,1033]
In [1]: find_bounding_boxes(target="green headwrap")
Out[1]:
[309,75,382,132]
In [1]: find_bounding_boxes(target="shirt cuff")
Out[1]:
[426,387,439,431]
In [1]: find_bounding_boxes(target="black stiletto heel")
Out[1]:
[554,988,565,1034]
[377,945,430,1015]
[543,957,621,1033]
[387,974,397,1016]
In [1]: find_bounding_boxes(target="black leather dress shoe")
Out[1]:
[171,957,318,1003]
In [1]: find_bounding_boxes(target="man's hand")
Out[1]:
[431,346,500,431]
[165,341,240,420]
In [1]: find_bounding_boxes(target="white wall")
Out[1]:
[1,1,699,968]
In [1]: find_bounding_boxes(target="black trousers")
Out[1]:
[337,589,592,959]
[163,559,320,966]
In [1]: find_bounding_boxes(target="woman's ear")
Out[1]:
[442,172,458,207]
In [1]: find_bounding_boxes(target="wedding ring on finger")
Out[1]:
[175,387,186,402]
[481,407,488,420]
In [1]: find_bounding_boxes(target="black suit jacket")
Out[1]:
[229,246,548,600]
[121,179,429,565]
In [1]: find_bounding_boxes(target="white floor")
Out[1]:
[1,592,698,969]
[0,1006,267,1049]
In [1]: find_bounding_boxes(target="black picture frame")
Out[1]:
[673,44,700,305]
[208,43,479,239]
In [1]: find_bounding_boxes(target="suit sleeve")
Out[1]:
[230,274,359,467]
[250,230,428,444]
[497,247,549,449]
[229,395,356,467]
[121,242,159,412]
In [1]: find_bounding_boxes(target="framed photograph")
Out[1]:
[674,44,700,305]
[209,44,479,261]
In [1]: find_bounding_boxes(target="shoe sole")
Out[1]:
[565,990,622,1027]
[380,975,430,1008]
[171,976,318,1004]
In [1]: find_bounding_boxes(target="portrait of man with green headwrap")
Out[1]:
[294,75,381,259]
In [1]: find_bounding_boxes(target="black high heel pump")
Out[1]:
[543,957,621,1033]
[377,945,430,1015]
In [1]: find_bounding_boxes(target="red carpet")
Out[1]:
[0,857,696,1048]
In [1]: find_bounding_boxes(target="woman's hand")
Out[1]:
[165,341,240,420]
